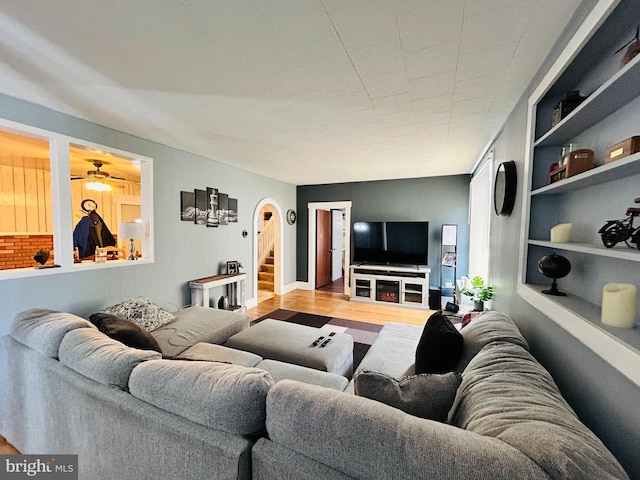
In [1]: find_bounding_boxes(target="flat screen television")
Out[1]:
[352,221,429,266]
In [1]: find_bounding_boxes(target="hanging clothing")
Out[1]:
[73,210,116,258]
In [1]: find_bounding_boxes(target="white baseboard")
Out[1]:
[245,297,258,309]
[294,281,312,291]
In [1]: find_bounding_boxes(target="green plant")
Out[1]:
[461,276,494,302]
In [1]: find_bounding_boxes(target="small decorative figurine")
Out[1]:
[538,253,572,296]
[598,197,640,249]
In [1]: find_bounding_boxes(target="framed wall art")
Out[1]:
[218,193,229,225]
[194,189,207,225]
[180,191,195,221]
[206,187,219,227]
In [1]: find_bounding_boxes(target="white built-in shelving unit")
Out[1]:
[518,0,640,387]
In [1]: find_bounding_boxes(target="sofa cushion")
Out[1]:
[89,312,163,353]
[129,359,274,435]
[455,311,529,371]
[151,306,249,357]
[352,322,423,379]
[415,311,463,374]
[449,341,628,479]
[354,370,461,422]
[265,380,548,479]
[177,342,262,366]
[59,328,161,389]
[10,308,96,358]
[256,359,348,391]
[101,297,175,332]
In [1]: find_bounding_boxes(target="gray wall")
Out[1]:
[296,176,471,287]
[488,2,640,475]
[0,93,297,336]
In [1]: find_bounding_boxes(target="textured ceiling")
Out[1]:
[0,0,583,185]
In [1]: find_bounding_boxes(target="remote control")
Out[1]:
[320,338,332,347]
[312,336,325,347]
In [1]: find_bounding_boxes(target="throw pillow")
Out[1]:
[101,297,175,332]
[89,312,163,353]
[354,370,462,422]
[415,310,463,374]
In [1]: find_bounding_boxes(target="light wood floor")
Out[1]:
[246,289,435,327]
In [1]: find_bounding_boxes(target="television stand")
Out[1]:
[349,264,430,310]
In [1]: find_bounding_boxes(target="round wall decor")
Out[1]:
[494,160,517,216]
[286,209,297,225]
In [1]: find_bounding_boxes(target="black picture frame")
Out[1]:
[180,191,195,221]
[226,260,238,275]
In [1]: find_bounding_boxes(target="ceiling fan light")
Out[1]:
[85,180,111,192]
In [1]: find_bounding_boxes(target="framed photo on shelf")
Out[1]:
[441,251,457,267]
[226,261,238,275]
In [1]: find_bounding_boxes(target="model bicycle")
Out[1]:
[598,197,640,249]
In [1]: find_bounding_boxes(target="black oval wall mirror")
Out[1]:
[494,160,517,216]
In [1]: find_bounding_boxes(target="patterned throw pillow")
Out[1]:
[101,297,175,332]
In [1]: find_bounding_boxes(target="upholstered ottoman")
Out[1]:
[177,343,349,391]
[151,307,249,357]
[225,319,354,378]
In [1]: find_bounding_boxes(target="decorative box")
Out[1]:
[552,91,587,127]
[606,136,640,163]
[548,149,595,184]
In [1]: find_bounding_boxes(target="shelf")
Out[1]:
[535,53,640,147]
[532,152,640,195]
[518,283,640,387]
[528,240,640,262]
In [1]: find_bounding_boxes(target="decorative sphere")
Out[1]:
[538,253,571,279]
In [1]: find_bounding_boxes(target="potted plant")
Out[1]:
[461,276,494,311]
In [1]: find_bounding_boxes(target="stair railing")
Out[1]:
[258,216,276,268]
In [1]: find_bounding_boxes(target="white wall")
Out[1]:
[0,92,297,335]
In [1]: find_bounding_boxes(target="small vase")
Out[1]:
[218,295,229,310]
[473,300,484,312]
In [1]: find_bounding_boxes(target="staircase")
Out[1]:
[257,217,276,292]
[258,250,274,291]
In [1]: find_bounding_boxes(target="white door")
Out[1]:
[331,210,343,281]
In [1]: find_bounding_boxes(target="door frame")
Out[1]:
[307,201,352,294]
[253,198,284,298]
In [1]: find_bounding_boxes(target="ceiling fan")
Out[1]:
[70,160,137,191]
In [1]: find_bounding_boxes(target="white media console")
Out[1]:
[349,264,430,309]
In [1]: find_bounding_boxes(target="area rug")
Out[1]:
[252,309,383,372]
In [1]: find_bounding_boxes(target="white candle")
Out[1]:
[601,283,637,328]
[550,223,572,243]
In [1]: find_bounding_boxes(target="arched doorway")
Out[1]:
[253,198,284,303]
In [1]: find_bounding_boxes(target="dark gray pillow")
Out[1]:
[354,370,462,422]
[415,310,463,374]
[89,312,162,353]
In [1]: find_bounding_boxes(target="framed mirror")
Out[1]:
[494,160,517,216]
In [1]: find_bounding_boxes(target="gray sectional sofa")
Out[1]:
[0,308,629,479]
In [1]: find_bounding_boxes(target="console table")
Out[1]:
[189,273,247,311]
[350,265,430,310]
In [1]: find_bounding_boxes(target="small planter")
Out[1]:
[473,300,484,312]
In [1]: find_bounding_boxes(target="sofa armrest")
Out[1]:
[265,380,546,479]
